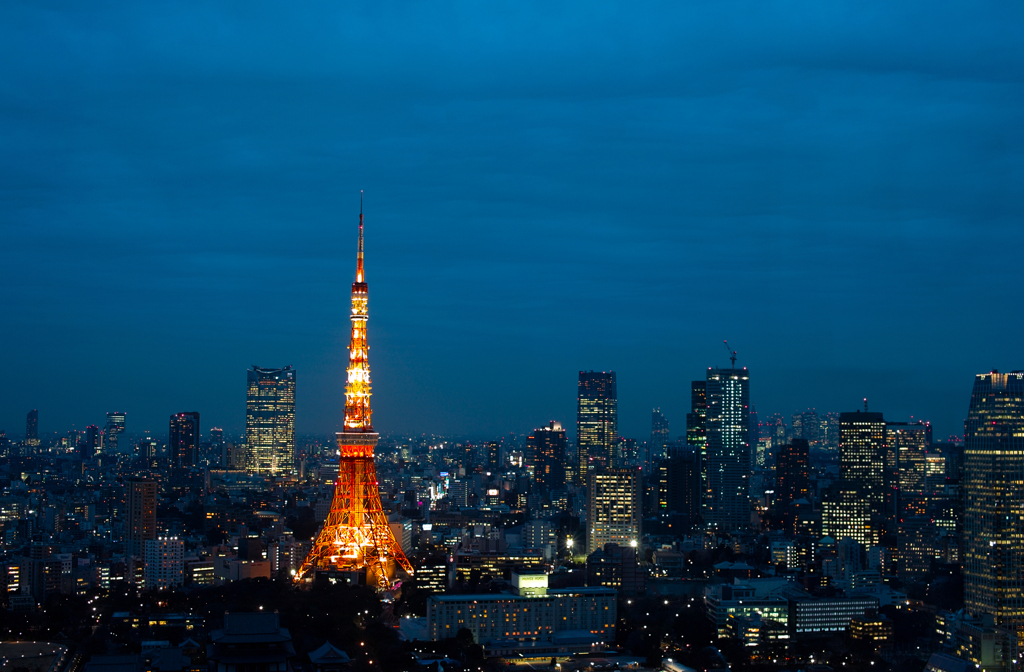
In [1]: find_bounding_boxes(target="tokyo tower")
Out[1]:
[294,196,414,589]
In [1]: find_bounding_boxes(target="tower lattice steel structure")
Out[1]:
[295,198,414,589]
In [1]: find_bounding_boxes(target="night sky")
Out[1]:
[2,3,1022,441]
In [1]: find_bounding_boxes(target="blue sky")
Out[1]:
[2,2,1022,441]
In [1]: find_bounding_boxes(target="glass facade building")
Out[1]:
[245,366,296,476]
[576,371,618,479]
[963,371,1024,645]
[705,367,750,529]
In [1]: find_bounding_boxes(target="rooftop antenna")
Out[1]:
[864,398,868,412]
[723,340,737,368]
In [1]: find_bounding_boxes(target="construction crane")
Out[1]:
[723,340,737,368]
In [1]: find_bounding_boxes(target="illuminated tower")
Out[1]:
[295,198,413,589]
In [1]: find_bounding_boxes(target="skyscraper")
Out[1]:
[125,478,157,557]
[245,366,297,476]
[105,412,126,454]
[485,441,501,473]
[963,370,1024,643]
[838,411,887,517]
[25,409,38,446]
[577,371,618,479]
[650,408,670,467]
[792,409,820,445]
[81,425,99,459]
[657,443,702,528]
[686,381,708,507]
[775,438,810,508]
[888,421,930,518]
[705,366,750,529]
[169,412,200,469]
[526,421,566,496]
[587,468,641,554]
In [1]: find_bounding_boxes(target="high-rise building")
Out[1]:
[963,371,1024,643]
[486,441,501,472]
[125,478,157,557]
[81,425,99,459]
[820,412,841,450]
[839,411,887,515]
[657,443,701,528]
[705,367,751,529]
[526,421,566,497]
[888,422,930,518]
[650,408,670,467]
[686,381,708,508]
[25,410,38,446]
[104,412,126,454]
[137,436,159,469]
[169,412,200,469]
[749,406,759,461]
[144,537,184,591]
[822,481,878,548]
[587,468,641,554]
[245,366,297,476]
[775,439,810,508]
[577,371,618,478]
[793,410,820,445]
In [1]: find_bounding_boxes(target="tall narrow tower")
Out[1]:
[295,199,413,589]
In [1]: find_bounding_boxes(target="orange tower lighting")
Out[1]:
[295,195,414,589]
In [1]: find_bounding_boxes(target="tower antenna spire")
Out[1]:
[356,191,365,283]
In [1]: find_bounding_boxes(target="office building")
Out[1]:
[577,371,617,479]
[144,537,184,590]
[888,421,930,517]
[792,409,820,445]
[245,366,297,476]
[526,421,566,497]
[705,366,751,529]
[416,556,451,595]
[138,436,159,469]
[839,411,887,515]
[657,443,702,527]
[587,542,646,595]
[686,381,708,499]
[104,412,126,454]
[964,370,1024,644]
[25,409,38,446]
[125,478,157,557]
[586,468,641,554]
[775,439,810,508]
[486,441,500,472]
[650,408,670,466]
[169,412,200,469]
[822,481,878,548]
[81,425,99,459]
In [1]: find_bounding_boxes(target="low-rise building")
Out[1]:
[426,577,615,645]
